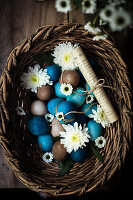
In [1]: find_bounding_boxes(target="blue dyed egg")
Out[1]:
[70,148,89,162]
[70,114,87,127]
[54,82,66,98]
[37,134,53,152]
[87,120,103,141]
[47,98,64,115]
[45,64,61,82]
[57,101,76,123]
[81,103,97,118]
[84,83,95,97]
[28,116,49,136]
[67,87,86,107]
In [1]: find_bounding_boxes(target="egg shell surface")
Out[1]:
[28,116,49,136]
[81,103,97,118]
[52,140,68,162]
[30,100,47,116]
[51,118,65,137]
[45,64,61,83]
[87,120,103,141]
[37,134,54,152]
[47,98,64,115]
[36,85,53,101]
[54,82,66,98]
[70,148,89,162]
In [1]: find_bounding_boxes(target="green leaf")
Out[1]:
[89,142,103,162]
[72,0,82,10]
[34,52,54,66]
[58,158,74,177]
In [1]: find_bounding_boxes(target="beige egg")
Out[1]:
[36,85,53,100]
[59,70,80,88]
[30,100,47,116]
[52,140,68,162]
[51,118,65,137]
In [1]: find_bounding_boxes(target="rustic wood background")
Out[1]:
[0,0,133,195]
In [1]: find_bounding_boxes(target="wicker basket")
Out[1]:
[0,23,132,196]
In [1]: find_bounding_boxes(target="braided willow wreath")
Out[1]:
[0,23,132,196]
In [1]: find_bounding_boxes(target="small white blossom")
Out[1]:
[99,5,115,22]
[42,152,53,163]
[60,122,90,153]
[52,42,78,71]
[93,34,107,41]
[21,64,53,93]
[55,0,71,13]
[45,113,54,122]
[16,106,26,115]
[56,112,64,121]
[86,94,94,104]
[84,22,101,34]
[88,105,110,128]
[95,136,106,148]
[60,83,73,96]
[82,0,96,14]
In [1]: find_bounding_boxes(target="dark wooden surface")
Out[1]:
[0,0,133,193]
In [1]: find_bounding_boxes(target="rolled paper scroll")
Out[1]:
[72,46,118,123]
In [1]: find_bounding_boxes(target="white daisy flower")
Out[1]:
[55,0,71,13]
[84,21,101,34]
[109,8,131,32]
[82,0,96,14]
[45,113,54,122]
[52,42,78,71]
[60,83,73,96]
[16,106,26,115]
[93,34,107,41]
[42,152,53,163]
[99,5,115,22]
[21,64,53,93]
[88,105,110,128]
[56,112,64,121]
[60,122,90,153]
[95,136,106,148]
[86,94,94,104]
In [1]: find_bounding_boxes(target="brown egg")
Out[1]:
[59,70,80,88]
[52,141,68,162]
[51,118,65,137]
[36,85,53,100]
[31,100,47,116]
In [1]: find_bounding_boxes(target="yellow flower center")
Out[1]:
[64,54,70,63]
[31,75,39,83]
[72,134,80,143]
[99,111,106,120]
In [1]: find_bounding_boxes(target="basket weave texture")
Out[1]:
[0,23,132,196]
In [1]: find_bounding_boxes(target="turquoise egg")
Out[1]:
[45,64,61,82]
[70,148,89,162]
[84,82,95,97]
[87,120,103,141]
[66,87,86,107]
[70,114,87,127]
[54,82,66,98]
[81,103,97,118]
[37,134,53,152]
[28,116,49,136]
[57,101,76,123]
[47,98,64,115]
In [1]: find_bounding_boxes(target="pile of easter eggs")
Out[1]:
[28,63,104,163]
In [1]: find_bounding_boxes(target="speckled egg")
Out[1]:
[70,148,89,162]
[30,100,47,116]
[51,118,65,137]
[54,82,66,98]
[81,103,97,118]
[36,85,53,101]
[45,64,61,83]
[28,116,49,136]
[47,98,64,115]
[57,101,76,123]
[67,87,86,107]
[38,134,54,152]
[52,140,68,162]
[59,70,80,88]
[87,120,103,141]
